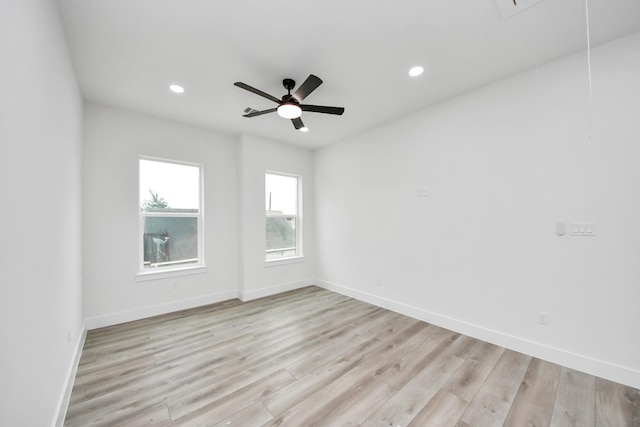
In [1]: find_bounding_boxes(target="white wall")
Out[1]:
[82,104,240,327]
[82,107,316,324]
[0,1,84,426]
[315,31,640,389]
[239,134,316,300]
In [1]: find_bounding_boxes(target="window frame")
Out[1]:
[136,156,206,281]
[265,170,303,264]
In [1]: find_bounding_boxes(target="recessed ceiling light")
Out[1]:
[300,127,309,133]
[409,66,424,77]
[169,84,184,94]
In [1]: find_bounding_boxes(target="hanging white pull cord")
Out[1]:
[585,0,593,137]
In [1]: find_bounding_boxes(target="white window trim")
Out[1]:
[264,255,305,267]
[137,156,205,279]
[136,266,207,282]
[265,170,303,263]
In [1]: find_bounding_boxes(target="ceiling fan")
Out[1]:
[234,74,345,131]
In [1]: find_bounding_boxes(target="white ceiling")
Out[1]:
[58,0,640,149]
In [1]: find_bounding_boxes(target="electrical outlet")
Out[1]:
[570,222,596,236]
[537,311,549,326]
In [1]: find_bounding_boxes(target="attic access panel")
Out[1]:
[495,0,545,19]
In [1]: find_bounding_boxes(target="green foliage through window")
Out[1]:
[141,190,169,211]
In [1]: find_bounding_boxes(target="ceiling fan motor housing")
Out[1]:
[282,78,296,92]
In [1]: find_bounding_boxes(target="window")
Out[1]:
[139,158,203,273]
[265,172,301,261]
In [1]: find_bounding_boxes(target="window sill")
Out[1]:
[264,256,304,267]
[136,265,207,282]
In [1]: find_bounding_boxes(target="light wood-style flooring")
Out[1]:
[65,286,640,426]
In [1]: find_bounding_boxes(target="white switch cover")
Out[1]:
[570,222,596,236]
[417,188,429,198]
[537,311,549,326]
[495,0,545,19]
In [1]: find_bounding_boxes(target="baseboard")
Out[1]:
[85,290,239,330]
[85,280,314,329]
[316,279,640,390]
[239,279,314,302]
[53,322,87,427]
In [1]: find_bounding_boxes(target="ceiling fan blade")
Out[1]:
[292,74,323,102]
[291,117,305,130]
[243,108,277,118]
[301,104,345,115]
[234,82,281,104]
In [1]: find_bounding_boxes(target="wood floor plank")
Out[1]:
[152,306,386,423]
[65,355,223,425]
[212,301,381,380]
[262,362,393,427]
[71,355,157,388]
[64,286,640,427]
[374,325,459,390]
[359,336,485,426]
[550,367,595,427]
[211,401,273,427]
[284,310,413,379]
[78,350,97,365]
[595,377,640,427]
[440,340,505,402]
[313,378,395,427]
[458,349,532,427]
[136,292,350,370]
[260,312,423,417]
[265,318,428,419]
[165,362,293,420]
[263,345,370,417]
[503,358,562,427]
[160,299,377,419]
[360,349,465,427]
[407,389,468,427]
[168,369,295,426]
[112,404,171,427]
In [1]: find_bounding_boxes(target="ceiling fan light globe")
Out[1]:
[277,103,302,119]
[409,66,424,77]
